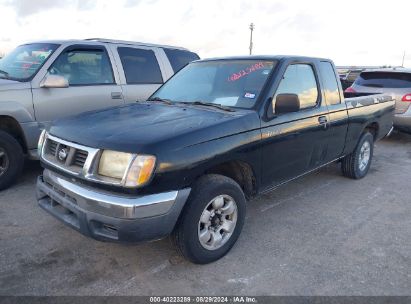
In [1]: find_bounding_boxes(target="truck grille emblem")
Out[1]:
[58,147,68,162]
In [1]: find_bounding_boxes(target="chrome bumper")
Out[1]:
[36,170,191,242]
[37,169,182,219]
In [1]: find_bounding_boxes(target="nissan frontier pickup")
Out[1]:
[36,56,395,264]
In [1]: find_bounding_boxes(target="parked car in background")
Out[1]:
[36,55,394,264]
[346,68,411,133]
[0,38,199,189]
[339,69,363,90]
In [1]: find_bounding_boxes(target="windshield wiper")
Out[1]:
[0,69,9,78]
[147,97,173,105]
[179,101,235,112]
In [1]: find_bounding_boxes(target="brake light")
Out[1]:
[401,94,411,102]
[345,87,356,93]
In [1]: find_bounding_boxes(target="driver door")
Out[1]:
[260,62,330,191]
[32,45,124,123]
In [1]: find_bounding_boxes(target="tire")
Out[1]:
[0,130,24,190]
[341,132,374,179]
[172,174,246,264]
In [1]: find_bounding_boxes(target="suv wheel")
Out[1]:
[0,131,24,190]
[341,132,374,179]
[172,174,246,264]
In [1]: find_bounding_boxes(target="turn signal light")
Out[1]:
[401,94,411,102]
[345,87,356,93]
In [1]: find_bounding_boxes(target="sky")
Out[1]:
[0,0,410,67]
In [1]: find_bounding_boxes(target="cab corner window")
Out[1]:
[118,47,163,84]
[319,61,341,105]
[49,48,114,86]
[273,64,319,113]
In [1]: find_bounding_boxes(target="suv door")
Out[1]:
[112,45,168,103]
[260,62,331,190]
[32,44,124,123]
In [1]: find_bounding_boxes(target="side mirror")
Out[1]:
[40,74,69,88]
[275,93,300,114]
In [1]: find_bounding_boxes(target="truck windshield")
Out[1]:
[151,60,277,109]
[0,43,59,81]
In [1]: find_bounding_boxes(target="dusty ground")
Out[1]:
[0,132,410,296]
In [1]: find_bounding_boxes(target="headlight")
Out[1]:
[37,129,47,157]
[98,150,156,187]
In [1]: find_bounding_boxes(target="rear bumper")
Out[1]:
[394,106,411,132]
[36,170,190,243]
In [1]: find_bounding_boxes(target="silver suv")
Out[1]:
[0,38,199,189]
[346,68,411,133]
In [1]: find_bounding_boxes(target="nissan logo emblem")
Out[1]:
[58,148,68,161]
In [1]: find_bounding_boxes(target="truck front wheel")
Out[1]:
[341,132,374,179]
[0,131,24,190]
[172,174,246,264]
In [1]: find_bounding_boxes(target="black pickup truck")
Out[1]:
[36,56,395,264]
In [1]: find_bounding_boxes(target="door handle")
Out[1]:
[111,92,123,100]
[318,116,328,129]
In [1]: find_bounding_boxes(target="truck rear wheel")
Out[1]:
[172,174,246,264]
[341,132,374,179]
[0,130,24,190]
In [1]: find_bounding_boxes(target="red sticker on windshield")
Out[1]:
[228,62,266,82]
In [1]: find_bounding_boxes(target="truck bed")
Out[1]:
[344,93,395,108]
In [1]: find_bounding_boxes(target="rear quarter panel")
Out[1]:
[343,96,395,155]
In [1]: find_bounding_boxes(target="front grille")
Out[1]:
[42,137,90,174]
[47,140,58,156]
[74,149,88,167]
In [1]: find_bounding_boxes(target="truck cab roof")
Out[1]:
[198,55,332,63]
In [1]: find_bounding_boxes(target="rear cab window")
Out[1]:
[118,47,163,84]
[163,48,200,72]
[355,71,411,88]
[319,61,341,105]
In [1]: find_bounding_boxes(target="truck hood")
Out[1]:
[0,78,30,91]
[48,102,260,153]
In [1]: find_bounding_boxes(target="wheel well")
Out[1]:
[204,160,257,199]
[364,122,379,140]
[0,116,27,152]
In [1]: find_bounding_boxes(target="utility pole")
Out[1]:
[249,23,254,55]
[402,50,406,67]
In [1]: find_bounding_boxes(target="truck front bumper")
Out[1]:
[36,170,190,243]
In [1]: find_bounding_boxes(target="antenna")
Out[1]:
[402,51,406,67]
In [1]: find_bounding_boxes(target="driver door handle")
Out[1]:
[318,116,328,129]
[111,92,123,100]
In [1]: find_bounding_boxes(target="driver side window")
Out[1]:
[273,64,319,113]
[49,48,114,86]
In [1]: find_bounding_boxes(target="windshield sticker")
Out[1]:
[244,92,256,99]
[228,62,266,82]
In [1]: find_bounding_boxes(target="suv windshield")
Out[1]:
[151,60,277,109]
[0,43,59,81]
[355,71,411,88]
